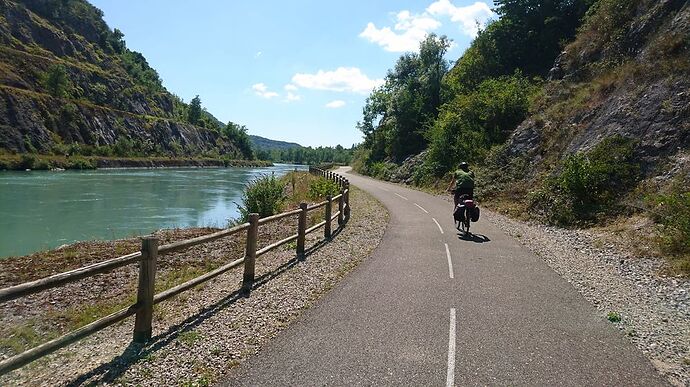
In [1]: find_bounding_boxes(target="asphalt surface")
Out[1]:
[221,168,666,386]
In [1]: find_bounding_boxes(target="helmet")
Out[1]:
[459,162,469,171]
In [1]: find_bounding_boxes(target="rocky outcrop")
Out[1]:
[0,0,239,156]
[503,0,690,179]
[0,87,233,154]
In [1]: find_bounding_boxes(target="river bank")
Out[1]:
[0,154,273,171]
[0,184,388,386]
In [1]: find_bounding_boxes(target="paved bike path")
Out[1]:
[221,168,665,386]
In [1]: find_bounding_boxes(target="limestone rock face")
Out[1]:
[0,0,239,156]
[503,0,690,179]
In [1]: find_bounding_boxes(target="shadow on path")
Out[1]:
[457,232,491,243]
[65,226,345,386]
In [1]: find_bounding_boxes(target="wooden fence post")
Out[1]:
[325,195,332,239]
[344,183,350,221]
[297,202,307,259]
[242,213,259,294]
[338,189,344,226]
[133,236,158,343]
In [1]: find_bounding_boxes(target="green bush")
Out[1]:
[19,154,36,169]
[368,161,397,180]
[308,177,340,200]
[66,157,95,170]
[531,136,639,225]
[237,174,286,221]
[647,187,690,272]
[32,157,51,170]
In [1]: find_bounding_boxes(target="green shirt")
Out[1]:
[454,170,475,190]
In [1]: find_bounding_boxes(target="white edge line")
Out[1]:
[414,203,429,213]
[432,218,444,234]
[445,243,454,279]
[447,308,456,387]
[394,193,409,201]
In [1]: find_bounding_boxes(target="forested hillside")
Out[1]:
[353,0,689,271]
[255,145,353,165]
[0,0,253,162]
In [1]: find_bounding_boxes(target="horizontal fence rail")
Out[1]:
[0,167,350,376]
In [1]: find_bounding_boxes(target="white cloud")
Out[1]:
[284,84,298,91]
[360,1,494,52]
[252,83,279,99]
[325,100,346,108]
[291,67,384,94]
[285,92,301,102]
[360,11,441,52]
[427,0,494,37]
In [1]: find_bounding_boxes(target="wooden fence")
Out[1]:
[0,167,349,375]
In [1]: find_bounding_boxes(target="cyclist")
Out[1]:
[447,162,475,207]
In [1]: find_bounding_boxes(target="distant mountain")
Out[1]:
[250,135,302,150]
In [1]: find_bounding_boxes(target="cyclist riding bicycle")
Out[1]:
[447,162,474,207]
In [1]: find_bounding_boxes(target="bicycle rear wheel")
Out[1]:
[459,210,470,234]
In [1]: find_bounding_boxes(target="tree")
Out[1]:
[187,95,202,125]
[43,64,70,97]
[109,28,126,53]
[356,34,451,162]
[223,121,254,159]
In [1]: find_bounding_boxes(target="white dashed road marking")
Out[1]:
[432,218,444,234]
[445,243,454,279]
[414,203,429,213]
[395,193,409,201]
[447,308,457,387]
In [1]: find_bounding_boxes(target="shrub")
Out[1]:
[32,157,51,170]
[19,154,37,169]
[531,136,640,225]
[308,177,340,200]
[237,174,285,221]
[368,161,397,180]
[66,157,95,170]
[647,186,690,273]
[42,64,71,98]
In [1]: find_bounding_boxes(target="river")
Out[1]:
[0,164,307,258]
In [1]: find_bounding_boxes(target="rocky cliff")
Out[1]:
[0,0,241,157]
[502,0,689,183]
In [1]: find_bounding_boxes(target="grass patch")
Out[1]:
[0,321,58,355]
[177,330,202,346]
[607,311,622,322]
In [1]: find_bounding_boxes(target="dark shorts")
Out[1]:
[453,188,474,207]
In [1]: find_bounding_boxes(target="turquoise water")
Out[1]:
[0,164,306,258]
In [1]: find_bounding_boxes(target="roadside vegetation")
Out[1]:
[350,0,689,273]
[646,183,690,273]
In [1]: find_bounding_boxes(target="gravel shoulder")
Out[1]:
[0,185,389,386]
[484,209,689,386]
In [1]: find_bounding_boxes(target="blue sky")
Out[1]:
[90,1,495,147]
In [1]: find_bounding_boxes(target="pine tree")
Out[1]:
[187,95,202,125]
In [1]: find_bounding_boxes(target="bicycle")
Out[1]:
[453,194,477,235]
